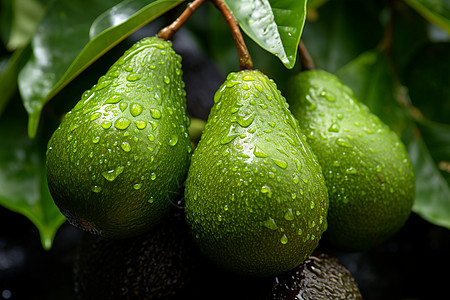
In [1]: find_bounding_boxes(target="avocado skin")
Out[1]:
[46,36,191,238]
[268,250,363,300]
[74,207,197,300]
[285,69,415,251]
[185,70,328,276]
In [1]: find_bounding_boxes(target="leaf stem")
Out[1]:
[212,0,253,70]
[158,0,208,40]
[298,40,315,71]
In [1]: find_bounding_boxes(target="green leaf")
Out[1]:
[224,0,307,69]
[406,126,450,229]
[403,42,450,125]
[3,0,46,51]
[18,0,183,138]
[0,47,29,117]
[0,101,65,250]
[404,0,450,34]
[302,0,382,72]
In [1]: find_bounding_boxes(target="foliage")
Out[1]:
[0,0,448,249]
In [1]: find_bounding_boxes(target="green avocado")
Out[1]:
[285,69,415,251]
[185,70,329,276]
[46,36,191,238]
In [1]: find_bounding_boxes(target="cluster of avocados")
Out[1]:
[46,36,415,297]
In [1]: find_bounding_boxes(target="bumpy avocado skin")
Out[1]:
[74,208,197,300]
[269,251,363,300]
[46,37,191,238]
[185,70,329,276]
[285,70,415,251]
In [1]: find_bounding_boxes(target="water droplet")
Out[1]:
[220,133,238,145]
[130,103,143,117]
[169,134,178,146]
[95,80,112,91]
[151,172,156,180]
[346,167,357,174]
[262,217,278,230]
[102,166,124,181]
[92,136,100,143]
[115,117,131,130]
[328,123,340,132]
[150,108,162,119]
[133,183,143,190]
[297,228,303,235]
[261,185,271,194]
[268,122,276,128]
[310,201,315,209]
[121,141,131,152]
[148,197,154,204]
[104,94,123,104]
[272,158,287,169]
[336,137,351,147]
[126,73,142,81]
[147,134,155,142]
[119,102,128,112]
[164,75,170,84]
[253,145,268,158]
[284,209,294,221]
[90,111,102,121]
[101,120,112,129]
[91,185,102,193]
[135,120,147,129]
[280,234,288,244]
[237,111,255,128]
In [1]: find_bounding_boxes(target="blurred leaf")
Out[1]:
[301,0,383,72]
[0,47,29,117]
[18,0,182,138]
[416,119,450,183]
[406,127,450,229]
[4,0,46,51]
[403,42,450,125]
[307,0,329,10]
[224,0,307,69]
[404,0,450,34]
[0,101,65,250]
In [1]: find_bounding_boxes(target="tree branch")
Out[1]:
[158,0,208,40]
[298,40,315,71]
[212,0,253,70]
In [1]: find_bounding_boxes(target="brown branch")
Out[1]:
[212,0,253,70]
[298,40,315,71]
[158,0,208,40]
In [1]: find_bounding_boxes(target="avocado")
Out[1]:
[185,70,329,276]
[46,36,191,238]
[285,69,415,251]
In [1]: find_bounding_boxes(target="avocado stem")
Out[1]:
[298,40,315,71]
[158,0,208,40]
[212,0,253,70]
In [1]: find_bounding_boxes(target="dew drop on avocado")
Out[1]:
[126,73,142,82]
[121,141,131,152]
[91,185,102,193]
[101,120,112,129]
[272,158,287,169]
[114,117,131,130]
[102,166,124,181]
[135,120,146,130]
[280,234,288,244]
[169,134,178,146]
[150,109,162,119]
[130,103,143,117]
